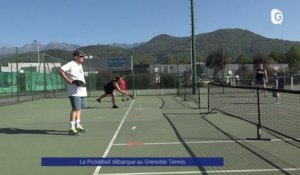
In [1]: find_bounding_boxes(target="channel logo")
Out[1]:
[271,9,283,25]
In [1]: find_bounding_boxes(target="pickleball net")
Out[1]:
[208,83,300,143]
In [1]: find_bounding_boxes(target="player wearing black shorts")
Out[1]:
[255,63,268,97]
[96,77,129,108]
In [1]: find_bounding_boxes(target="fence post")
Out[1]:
[16,47,20,103]
[184,84,186,101]
[207,85,210,113]
[30,64,33,101]
[198,82,200,109]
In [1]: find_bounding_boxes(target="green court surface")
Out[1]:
[0,93,299,175]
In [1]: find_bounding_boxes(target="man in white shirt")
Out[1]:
[59,49,87,136]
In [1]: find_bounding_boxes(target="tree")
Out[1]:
[165,55,176,64]
[196,52,204,63]
[253,53,268,64]
[235,65,253,83]
[285,45,300,74]
[252,53,270,72]
[237,53,251,64]
[205,48,224,77]
[224,54,232,65]
[135,59,151,65]
[268,49,284,63]
[235,54,252,79]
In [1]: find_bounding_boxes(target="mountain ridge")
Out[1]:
[131,28,300,63]
[0,41,144,56]
[1,28,300,64]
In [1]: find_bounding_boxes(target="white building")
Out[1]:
[0,63,61,73]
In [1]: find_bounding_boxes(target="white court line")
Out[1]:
[167,114,177,117]
[247,113,258,115]
[93,100,135,175]
[17,118,29,121]
[97,168,300,175]
[113,139,292,146]
[222,106,233,109]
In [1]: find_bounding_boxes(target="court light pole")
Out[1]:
[85,55,93,96]
[221,48,224,84]
[34,40,40,64]
[190,0,197,94]
[131,55,135,96]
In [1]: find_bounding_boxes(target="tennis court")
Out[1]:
[0,89,299,175]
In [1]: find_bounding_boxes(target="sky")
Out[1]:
[0,0,299,47]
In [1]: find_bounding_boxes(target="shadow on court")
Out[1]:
[163,113,209,175]
[162,112,296,175]
[200,114,295,175]
[0,127,68,136]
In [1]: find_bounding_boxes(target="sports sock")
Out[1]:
[76,119,81,127]
[70,121,76,129]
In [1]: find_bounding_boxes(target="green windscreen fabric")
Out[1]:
[24,71,65,91]
[0,72,17,93]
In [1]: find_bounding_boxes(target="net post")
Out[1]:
[203,84,217,114]
[247,87,271,141]
[256,87,262,140]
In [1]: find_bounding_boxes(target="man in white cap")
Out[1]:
[59,49,87,136]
